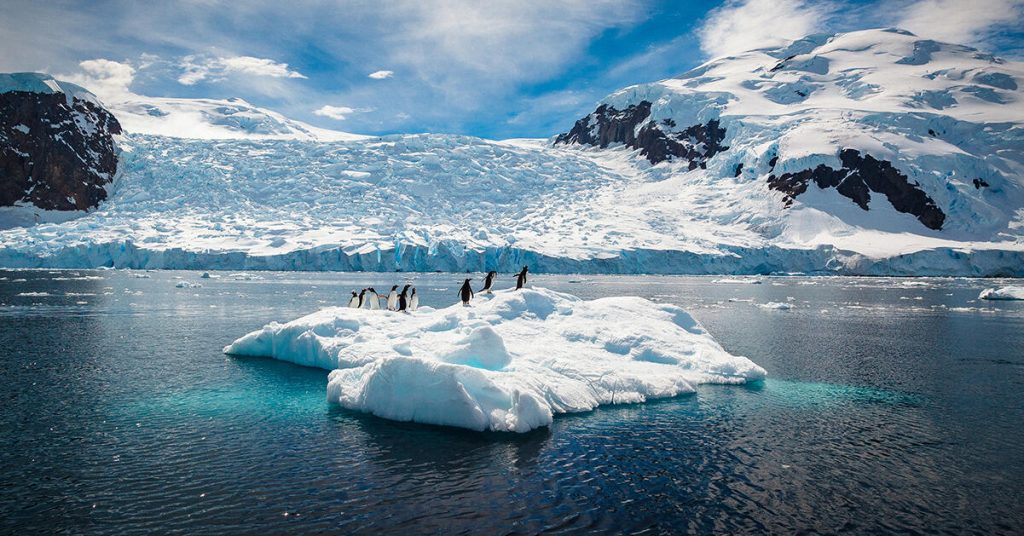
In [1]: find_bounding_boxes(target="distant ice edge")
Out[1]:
[224,288,766,432]
[2,240,1023,276]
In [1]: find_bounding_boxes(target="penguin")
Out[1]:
[409,288,419,311]
[386,285,399,311]
[515,266,529,290]
[481,271,497,294]
[398,285,411,312]
[348,291,359,308]
[459,278,474,305]
[357,289,367,308]
[366,287,380,310]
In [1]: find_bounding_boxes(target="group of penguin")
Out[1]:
[458,266,528,305]
[347,285,419,312]
[347,266,529,312]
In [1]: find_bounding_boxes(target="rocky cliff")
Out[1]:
[1,73,121,211]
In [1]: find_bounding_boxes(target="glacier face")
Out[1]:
[1,29,1023,275]
[224,287,766,432]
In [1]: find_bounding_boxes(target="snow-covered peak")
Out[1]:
[106,95,367,141]
[0,72,101,107]
[610,27,1022,124]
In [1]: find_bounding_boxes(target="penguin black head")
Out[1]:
[359,289,366,296]
[368,287,376,292]
[464,278,472,283]
[391,285,398,291]
[411,287,417,294]
[351,291,357,296]
[402,284,411,291]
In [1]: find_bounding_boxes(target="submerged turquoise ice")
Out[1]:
[1,271,1022,533]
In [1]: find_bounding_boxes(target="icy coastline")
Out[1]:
[2,240,1023,276]
[224,288,766,432]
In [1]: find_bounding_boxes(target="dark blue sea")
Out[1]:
[1,270,1022,534]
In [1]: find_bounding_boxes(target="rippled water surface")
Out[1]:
[1,270,1023,534]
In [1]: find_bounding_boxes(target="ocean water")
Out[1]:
[1,270,1022,534]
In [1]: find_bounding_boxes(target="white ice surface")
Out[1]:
[224,288,766,432]
[0,72,100,106]
[979,286,1024,300]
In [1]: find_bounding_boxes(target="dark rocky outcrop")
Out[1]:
[555,101,728,166]
[767,149,946,230]
[1,87,121,211]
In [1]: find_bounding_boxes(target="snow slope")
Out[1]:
[560,28,1024,251]
[224,288,766,432]
[106,95,365,141]
[1,29,1023,275]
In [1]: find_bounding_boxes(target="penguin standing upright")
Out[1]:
[386,285,399,311]
[348,291,359,308]
[515,266,529,290]
[481,271,497,294]
[398,285,411,312]
[357,289,367,308]
[459,278,474,305]
[409,288,419,311]
[366,287,380,310]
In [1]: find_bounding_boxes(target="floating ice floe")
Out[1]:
[175,281,202,288]
[757,302,794,310]
[224,288,766,432]
[979,286,1024,300]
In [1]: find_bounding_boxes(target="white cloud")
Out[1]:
[177,55,306,85]
[313,105,357,120]
[380,0,645,103]
[368,70,394,79]
[62,59,136,102]
[697,0,835,58]
[897,0,1024,45]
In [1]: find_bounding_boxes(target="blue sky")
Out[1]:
[2,0,1022,139]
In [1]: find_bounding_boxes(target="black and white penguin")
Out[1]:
[386,285,399,311]
[357,289,367,308]
[515,266,529,290]
[348,291,359,308]
[366,287,380,310]
[398,285,411,312]
[481,271,497,294]
[409,288,419,311]
[459,278,474,305]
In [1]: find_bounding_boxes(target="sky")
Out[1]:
[2,0,1022,139]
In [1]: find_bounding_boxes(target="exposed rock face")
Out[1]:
[555,100,728,166]
[767,149,946,230]
[1,83,121,211]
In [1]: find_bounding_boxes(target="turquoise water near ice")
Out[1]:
[1,270,1022,534]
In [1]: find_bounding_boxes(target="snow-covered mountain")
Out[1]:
[1,29,1022,275]
[556,28,1023,242]
[107,95,366,141]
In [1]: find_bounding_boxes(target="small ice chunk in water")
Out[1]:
[979,286,1024,300]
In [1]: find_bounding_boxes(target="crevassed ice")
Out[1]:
[224,288,766,432]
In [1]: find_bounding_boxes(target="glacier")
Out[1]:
[1,28,1024,275]
[223,288,766,432]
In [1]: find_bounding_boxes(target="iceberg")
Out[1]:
[979,286,1024,300]
[224,288,765,432]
